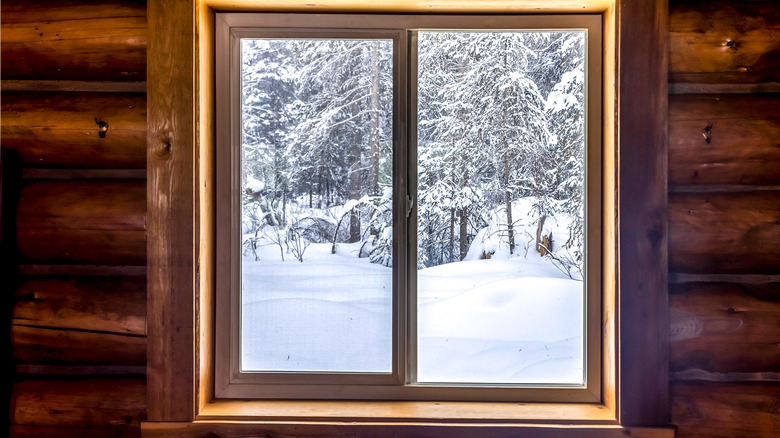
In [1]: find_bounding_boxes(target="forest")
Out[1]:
[239,31,587,379]
[241,31,586,276]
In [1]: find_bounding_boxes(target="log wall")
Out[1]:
[2,0,147,436]
[668,0,780,436]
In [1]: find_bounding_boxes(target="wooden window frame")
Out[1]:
[144,0,671,436]
[214,12,603,403]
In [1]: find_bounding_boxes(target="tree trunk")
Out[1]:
[349,101,362,243]
[502,153,515,255]
[536,214,547,255]
[368,42,381,196]
[459,208,468,260]
[449,208,456,263]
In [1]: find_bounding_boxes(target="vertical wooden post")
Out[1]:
[616,0,670,426]
[146,0,197,422]
[1,148,22,435]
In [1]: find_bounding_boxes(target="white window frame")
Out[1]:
[214,12,603,403]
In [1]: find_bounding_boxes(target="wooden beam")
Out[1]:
[11,377,146,435]
[1,80,147,93]
[670,281,780,374]
[0,0,147,81]
[18,264,146,276]
[668,94,780,187]
[146,0,196,422]
[615,0,669,426]
[672,381,780,438]
[16,180,146,265]
[669,191,780,275]
[1,148,22,438]
[669,0,780,86]
[22,169,147,180]
[1,92,147,169]
[16,365,147,376]
[143,422,674,438]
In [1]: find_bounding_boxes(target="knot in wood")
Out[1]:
[155,139,172,160]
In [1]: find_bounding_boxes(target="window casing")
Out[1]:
[215,12,602,402]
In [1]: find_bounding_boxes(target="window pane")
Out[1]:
[240,39,394,373]
[416,31,586,384]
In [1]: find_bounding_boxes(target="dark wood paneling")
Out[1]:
[0,0,147,81]
[146,0,196,422]
[11,425,140,438]
[11,276,146,365]
[670,282,780,373]
[669,94,780,186]
[16,180,146,264]
[617,0,670,426]
[12,325,146,366]
[670,0,780,85]
[1,92,146,169]
[672,381,780,437]
[13,277,145,335]
[669,191,780,274]
[10,377,145,436]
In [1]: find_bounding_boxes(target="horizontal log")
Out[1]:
[669,82,780,94]
[11,425,140,438]
[670,0,780,84]
[672,381,780,437]
[670,273,780,284]
[11,377,145,433]
[16,365,147,375]
[669,191,780,274]
[22,169,147,180]
[1,80,147,93]
[12,324,146,365]
[18,264,147,276]
[0,0,146,81]
[1,92,146,169]
[13,277,145,335]
[671,369,780,382]
[670,282,780,373]
[669,94,780,186]
[12,277,145,364]
[16,180,145,264]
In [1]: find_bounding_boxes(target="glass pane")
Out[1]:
[240,38,394,373]
[416,31,586,384]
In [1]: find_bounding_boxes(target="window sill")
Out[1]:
[141,400,674,437]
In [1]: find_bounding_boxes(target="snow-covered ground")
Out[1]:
[241,236,583,384]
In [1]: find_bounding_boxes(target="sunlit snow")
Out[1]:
[242,216,583,384]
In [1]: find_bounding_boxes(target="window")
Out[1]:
[147,0,674,433]
[215,13,602,402]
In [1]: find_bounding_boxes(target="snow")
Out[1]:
[241,239,583,384]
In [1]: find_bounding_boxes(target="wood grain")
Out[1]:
[143,422,673,438]
[669,94,780,186]
[11,425,141,438]
[669,191,780,274]
[670,281,780,373]
[616,0,670,426]
[11,276,147,364]
[13,277,146,335]
[0,0,147,81]
[1,92,147,169]
[669,0,780,85]
[10,377,145,434]
[146,0,196,422]
[16,180,146,264]
[672,381,780,437]
[12,325,146,365]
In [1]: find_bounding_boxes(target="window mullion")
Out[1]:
[404,29,419,386]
